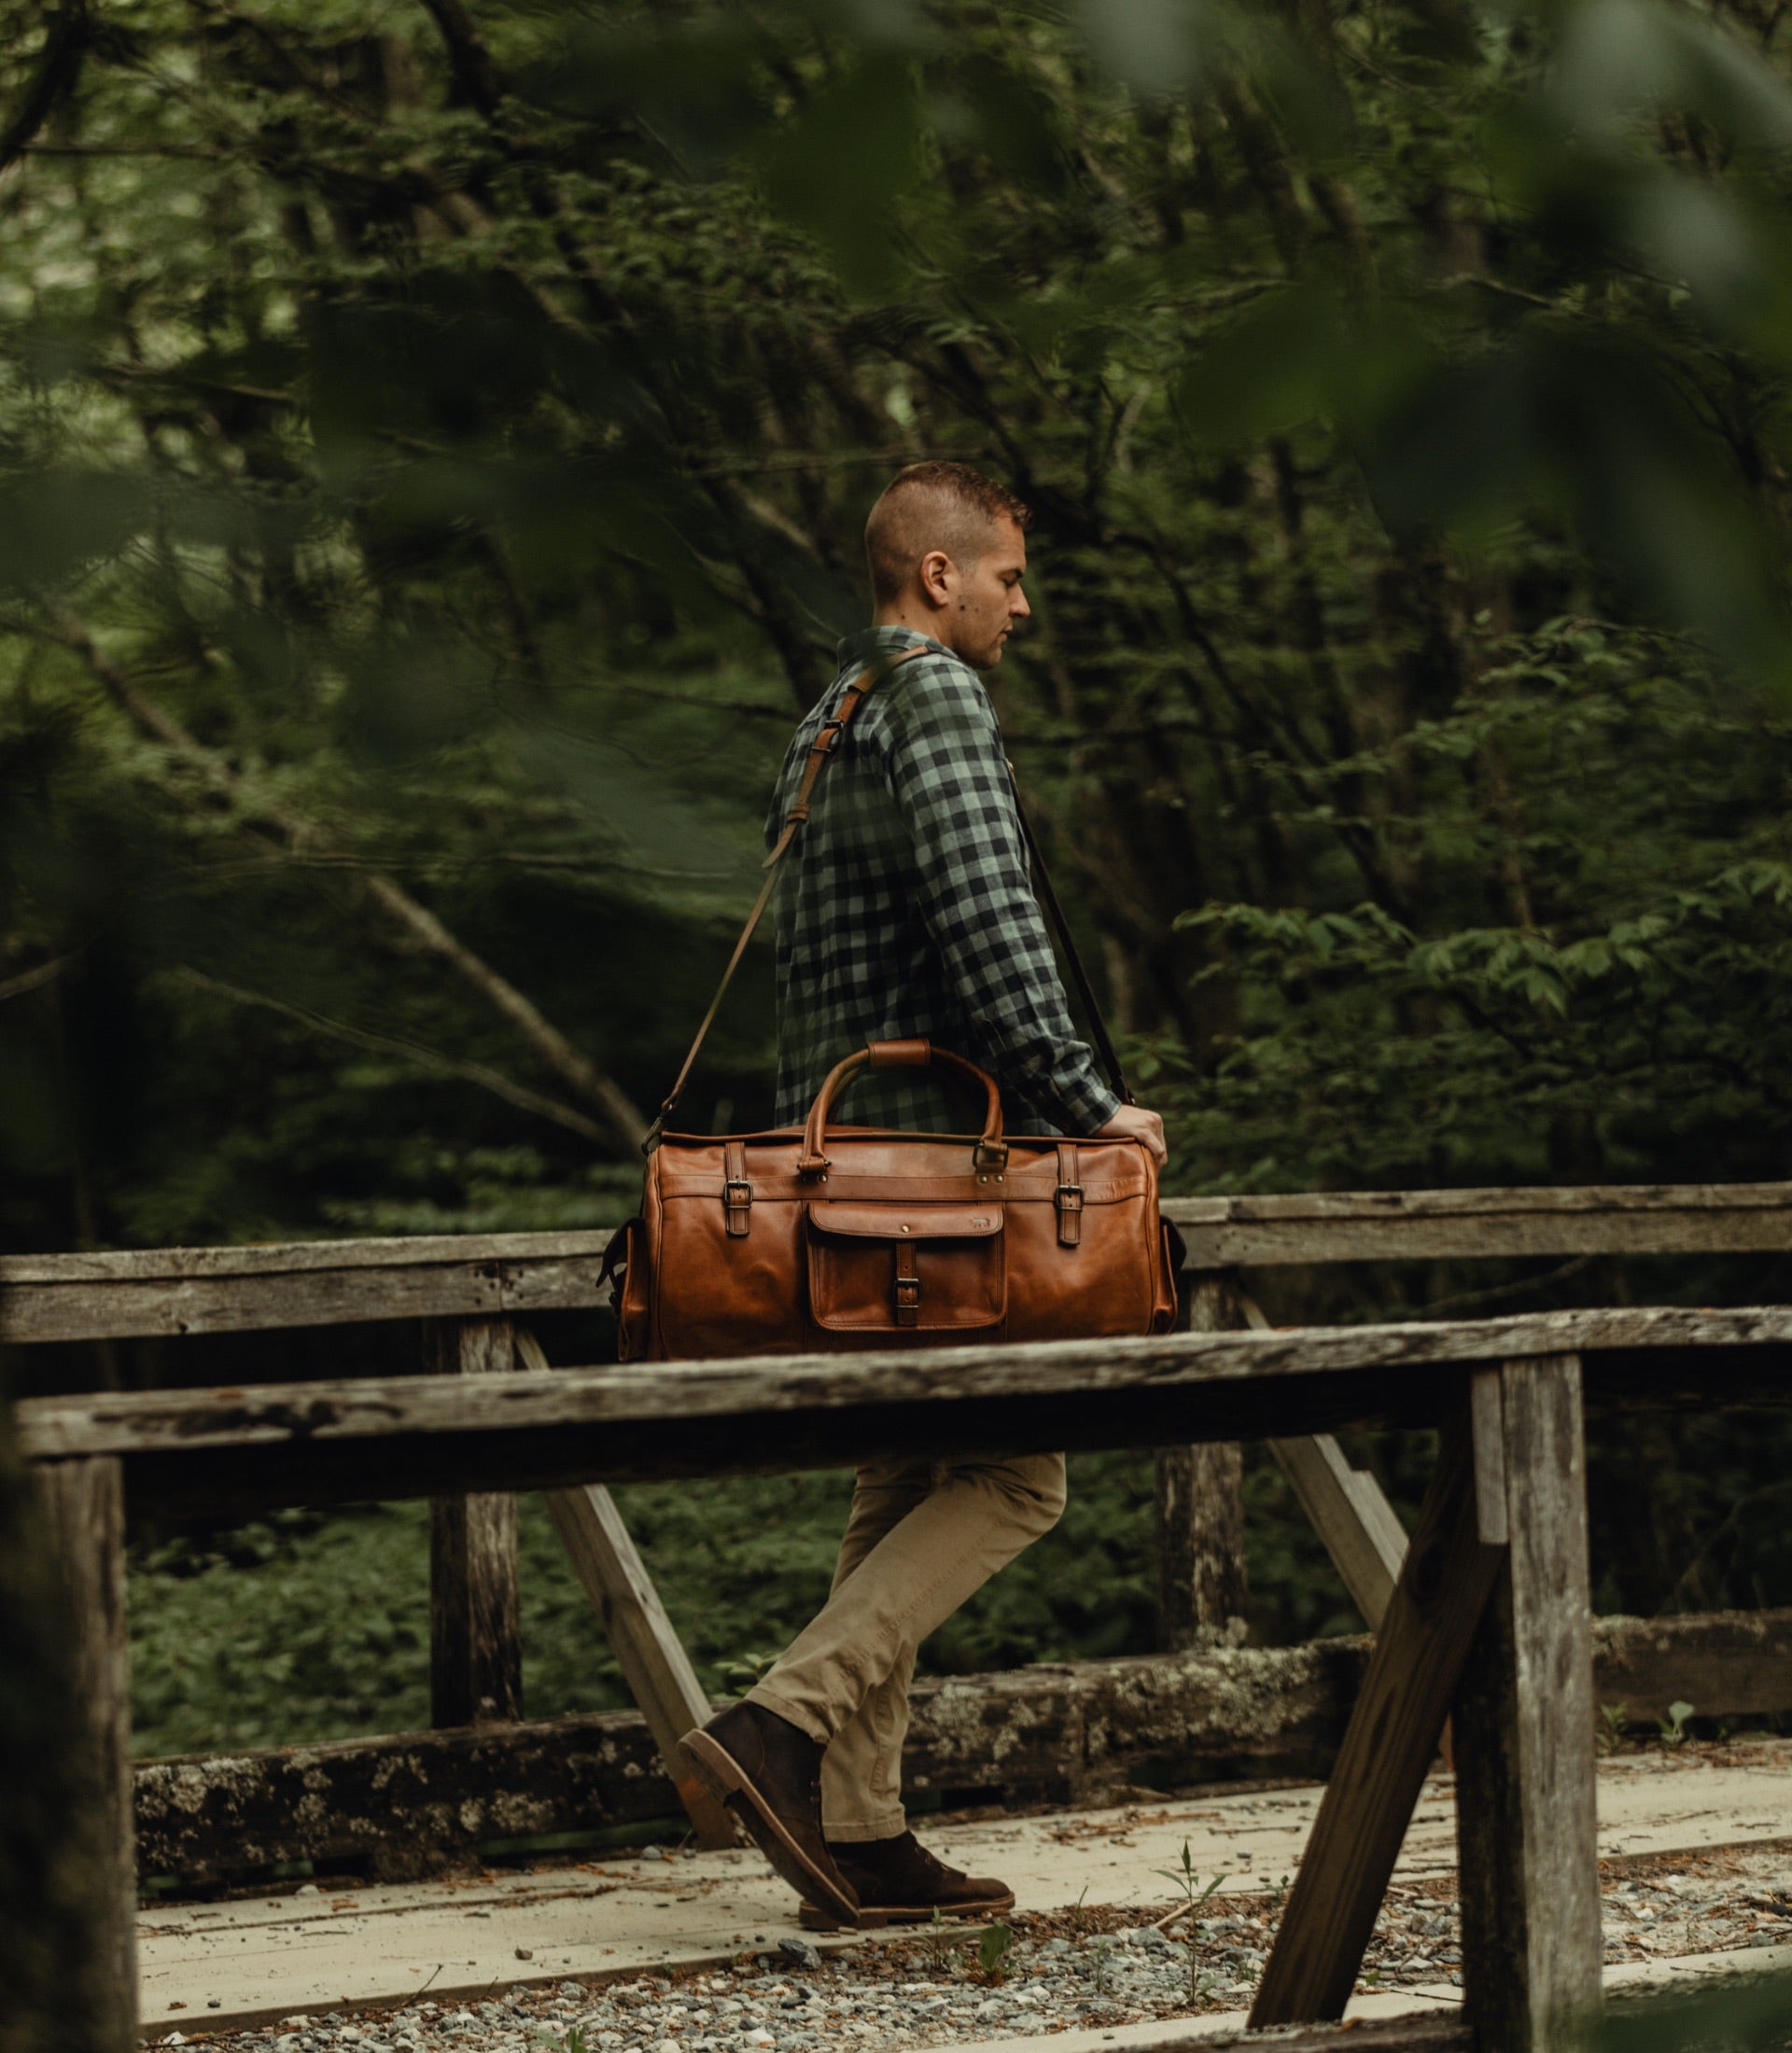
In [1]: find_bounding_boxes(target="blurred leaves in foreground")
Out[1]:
[8,0,1792,1246]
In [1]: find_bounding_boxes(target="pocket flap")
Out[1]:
[807,1203,1002,1240]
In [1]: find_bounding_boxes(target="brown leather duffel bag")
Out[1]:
[610,1037,1178,1360]
[604,644,1181,1361]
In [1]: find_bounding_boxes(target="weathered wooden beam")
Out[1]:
[1454,1354,1603,2053]
[1267,1434,1410,1629]
[1252,1379,1509,2027]
[1123,2019,1468,2053]
[1237,1283,1412,1635]
[129,1606,1792,1885]
[1169,1180,1792,1268]
[427,1319,523,1726]
[34,1455,137,2051]
[542,1481,735,1850]
[1155,1274,1247,1646]
[0,1232,611,1344]
[18,1306,1792,1517]
[7,1181,1792,1345]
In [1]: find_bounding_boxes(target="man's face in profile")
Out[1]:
[950,515,1031,670]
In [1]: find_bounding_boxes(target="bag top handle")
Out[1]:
[798,1039,1007,1179]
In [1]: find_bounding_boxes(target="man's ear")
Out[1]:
[918,549,956,609]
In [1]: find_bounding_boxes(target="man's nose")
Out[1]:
[1011,585,1031,619]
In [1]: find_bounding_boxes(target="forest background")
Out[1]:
[5,0,1792,1761]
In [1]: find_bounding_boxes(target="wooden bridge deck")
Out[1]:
[141,1740,1792,2035]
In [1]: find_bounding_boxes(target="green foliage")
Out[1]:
[1153,1840,1225,1998]
[977,1921,1013,1982]
[126,1452,1169,1755]
[1658,1697,1697,1748]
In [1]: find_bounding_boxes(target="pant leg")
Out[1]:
[814,1456,936,1842]
[748,1450,1068,1842]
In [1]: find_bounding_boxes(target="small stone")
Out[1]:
[295,1883,321,1897]
[206,2001,222,2011]
[778,1938,821,1970]
[516,1948,535,1962]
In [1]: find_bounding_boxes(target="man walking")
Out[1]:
[679,461,1168,1930]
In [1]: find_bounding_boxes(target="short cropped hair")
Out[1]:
[864,461,1032,607]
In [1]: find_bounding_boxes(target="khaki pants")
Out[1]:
[747,1450,1067,1843]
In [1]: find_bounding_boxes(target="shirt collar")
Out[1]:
[836,624,951,670]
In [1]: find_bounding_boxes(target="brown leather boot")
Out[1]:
[678,1702,859,1925]
[798,1830,1015,1930]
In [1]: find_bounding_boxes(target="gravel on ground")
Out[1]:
[148,1844,1792,2053]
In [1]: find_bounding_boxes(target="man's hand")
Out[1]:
[1094,1103,1168,1170]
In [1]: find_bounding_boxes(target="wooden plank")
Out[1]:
[541,1483,735,1849]
[1454,1354,1603,2053]
[0,1254,609,1344]
[1237,1281,1415,1635]
[18,1306,1791,1519]
[1165,1182,1792,1268]
[21,1305,1792,1466]
[7,1179,1792,1342]
[1251,1389,1508,2027]
[34,1455,137,2051]
[511,1328,732,1849]
[0,1227,611,1283]
[427,1320,523,1726]
[129,1606,1792,1882]
[1155,1274,1247,1645]
[1266,1433,1409,1627]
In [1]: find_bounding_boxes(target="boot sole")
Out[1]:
[678,1729,859,1926]
[798,1890,1016,1932]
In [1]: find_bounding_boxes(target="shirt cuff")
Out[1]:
[1029,1064,1123,1137]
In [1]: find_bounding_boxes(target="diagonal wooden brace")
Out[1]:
[1251,1367,1511,2027]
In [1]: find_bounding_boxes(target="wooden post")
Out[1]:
[427,1318,523,1726]
[1251,1379,1508,2027]
[35,1454,137,2052]
[1155,1272,1247,1643]
[1454,1354,1603,2053]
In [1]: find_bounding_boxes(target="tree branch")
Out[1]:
[45,613,649,1155]
[168,967,616,1148]
[0,1,91,180]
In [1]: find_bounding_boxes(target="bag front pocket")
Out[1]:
[805,1203,1005,1334]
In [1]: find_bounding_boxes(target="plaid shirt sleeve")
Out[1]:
[885,655,1123,1136]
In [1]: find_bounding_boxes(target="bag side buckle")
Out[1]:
[1055,1181,1085,1248]
[723,1179,753,1237]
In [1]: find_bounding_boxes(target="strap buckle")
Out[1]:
[1055,1182,1085,1214]
[724,1179,752,1211]
[972,1138,1009,1175]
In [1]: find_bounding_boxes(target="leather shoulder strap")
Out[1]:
[642,643,927,1152]
[1003,762,1135,1107]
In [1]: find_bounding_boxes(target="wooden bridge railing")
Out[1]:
[9,1182,1792,2050]
[17,1298,1792,2052]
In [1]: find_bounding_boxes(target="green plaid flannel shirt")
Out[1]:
[768,625,1123,1138]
